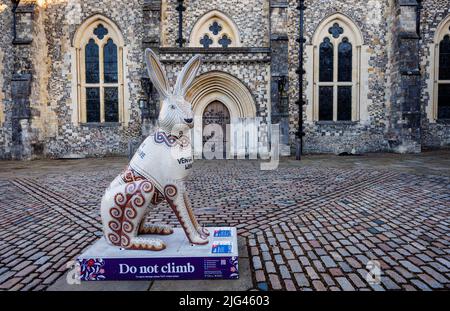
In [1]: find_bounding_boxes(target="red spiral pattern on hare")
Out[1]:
[107,180,154,248]
[121,167,146,183]
[108,233,120,245]
[164,184,178,199]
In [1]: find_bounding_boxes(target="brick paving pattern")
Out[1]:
[0,155,449,291]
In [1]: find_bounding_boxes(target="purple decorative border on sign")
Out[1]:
[78,256,239,281]
[80,258,106,281]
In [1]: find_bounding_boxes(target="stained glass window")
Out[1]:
[83,28,119,123]
[318,36,354,121]
[104,87,119,122]
[319,38,334,82]
[439,35,450,81]
[338,38,352,82]
[314,17,363,123]
[338,86,352,121]
[85,39,99,84]
[319,86,333,121]
[78,19,124,124]
[86,87,100,123]
[438,84,450,119]
[103,39,118,83]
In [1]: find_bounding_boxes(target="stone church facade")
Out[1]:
[0,0,449,160]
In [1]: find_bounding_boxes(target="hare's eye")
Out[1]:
[170,105,176,110]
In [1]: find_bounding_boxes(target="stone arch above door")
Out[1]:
[186,71,257,158]
[185,71,256,120]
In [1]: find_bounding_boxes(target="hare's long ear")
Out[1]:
[145,49,170,99]
[174,54,202,97]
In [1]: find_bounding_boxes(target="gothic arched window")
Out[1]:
[73,16,125,124]
[189,11,241,48]
[313,15,363,122]
[434,18,450,120]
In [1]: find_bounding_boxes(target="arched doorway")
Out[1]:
[202,101,230,155]
[186,71,257,158]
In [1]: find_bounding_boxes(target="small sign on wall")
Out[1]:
[13,4,35,45]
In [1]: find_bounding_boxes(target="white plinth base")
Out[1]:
[78,227,239,281]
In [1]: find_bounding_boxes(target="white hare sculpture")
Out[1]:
[100,49,209,251]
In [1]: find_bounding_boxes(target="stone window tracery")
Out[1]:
[190,11,241,48]
[73,16,125,124]
[312,16,363,122]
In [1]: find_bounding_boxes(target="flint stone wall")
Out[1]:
[0,0,449,159]
[161,0,270,48]
[32,0,145,158]
[0,2,14,159]
[287,0,390,154]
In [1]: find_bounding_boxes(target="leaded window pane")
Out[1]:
[94,24,108,40]
[209,21,222,35]
[86,87,100,123]
[85,39,99,83]
[219,34,232,48]
[200,34,213,48]
[438,84,450,119]
[104,39,118,83]
[338,38,352,82]
[439,35,450,80]
[338,86,352,121]
[104,87,119,122]
[319,38,334,82]
[319,86,333,121]
[328,23,344,39]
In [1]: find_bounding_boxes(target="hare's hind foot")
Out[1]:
[128,237,166,251]
[139,223,173,235]
[198,227,210,238]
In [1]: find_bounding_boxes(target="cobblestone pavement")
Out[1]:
[0,151,449,291]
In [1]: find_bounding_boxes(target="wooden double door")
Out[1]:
[202,101,230,155]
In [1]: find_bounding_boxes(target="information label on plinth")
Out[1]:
[78,227,238,281]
